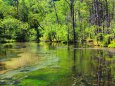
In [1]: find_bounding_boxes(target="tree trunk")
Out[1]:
[70,0,76,43]
[52,1,59,24]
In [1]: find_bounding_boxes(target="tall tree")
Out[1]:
[12,0,19,18]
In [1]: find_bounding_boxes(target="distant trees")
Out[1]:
[0,0,114,47]
[88,0,114,46]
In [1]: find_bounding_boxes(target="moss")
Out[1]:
[18,79,48,86]
[13,67,70,86]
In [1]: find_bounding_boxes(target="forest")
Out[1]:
[0,0,115,47]
[0,0,115,86]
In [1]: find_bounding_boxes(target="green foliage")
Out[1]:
[0,0,114,47]
[103,34,113,47]
[0,17,36,42]
[108,41,115,48]
[108,44,115,48]
[0,17,21,42]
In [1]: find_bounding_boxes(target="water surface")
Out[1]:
[0,42,115,86]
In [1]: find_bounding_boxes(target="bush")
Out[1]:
[103,35,113,47]
[108,41,115,48]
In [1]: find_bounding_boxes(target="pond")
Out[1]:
[0,42,115,86]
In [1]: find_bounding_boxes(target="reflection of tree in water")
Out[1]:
[0,44,14,58]
[48,43,57,50]
[94,50,113,86]
[71,45,87,86]
[91,50,115,86]
[71,48,115,86]
[0,49,7,58]
[0,62,6,71]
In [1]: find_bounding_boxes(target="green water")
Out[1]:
[0,42,115,86]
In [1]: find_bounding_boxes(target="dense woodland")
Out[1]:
[0,0,115,47]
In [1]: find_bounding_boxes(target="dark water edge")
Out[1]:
[0,42,115,86]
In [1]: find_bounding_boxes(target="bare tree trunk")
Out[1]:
[78,0,83,42]
[52,1,59,24]
[70,0,76,43]
[16,0,19,18]
[105,0,110,27]
[112,0,115,20]
[66,14,70,43]
[65,0,76,43]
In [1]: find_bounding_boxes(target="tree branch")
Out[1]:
[65,0,70,5]
[38,23,44,30]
